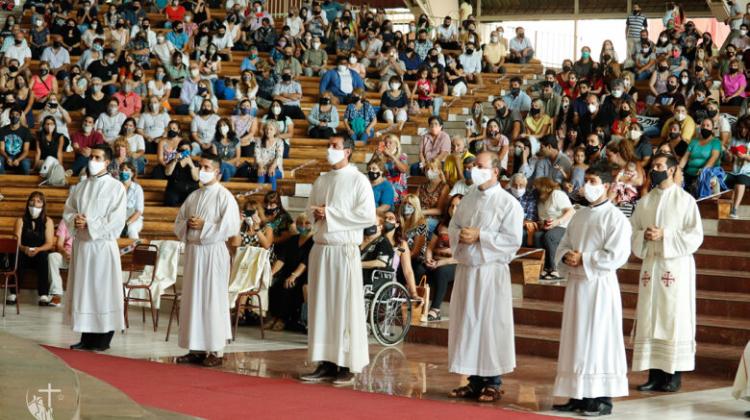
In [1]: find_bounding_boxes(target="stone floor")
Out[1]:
[1,292,748,419]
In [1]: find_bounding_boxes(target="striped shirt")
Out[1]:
[626,14,648,39]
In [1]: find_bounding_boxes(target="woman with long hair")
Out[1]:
[259,190,295,248]
[34,116,65,171]
[423,193,462,321]
[399,193,429,286]
[383,211,419,299]
[233,99,259,157]
[10,191,55,306]
[533,177,575,280]
[210,118,241,182]
[249,121,285,190]
[417,160,450,233]
[119,162,144,239]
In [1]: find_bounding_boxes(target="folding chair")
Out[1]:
[163,284,180,342]
[0,236,20,317]
[123,244,159,331]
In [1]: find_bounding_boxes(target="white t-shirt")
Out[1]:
[137,112,171,139]
[211,32,234,50]
[96,112,127,143]
[436,24,457,42]
[191,114,221,144]
[125,134,146,153]
[538,189,573,228]
[286,16,304,37]
[5,44,32,66]
[338,69,353,94]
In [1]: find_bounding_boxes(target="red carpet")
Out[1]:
[45,346,564,420]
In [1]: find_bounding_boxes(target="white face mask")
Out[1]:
[587,104,597,114]
[630,130,642,141]
[426,169,439,180]
[490,36,498,43]
[199,169,215,185]
[675,112,686,122]
[191,69,200,77]
[88,159,106,175]
[390,82,401,90]
[511,188,525,198]
[327,147,346,165]
[470,167,493,186]
[28,206,42,219]
[611,90,623,98]
[338,64,348,72]
[681,77,689,85]
[583,182,606,203]
[349,56,357,64]
[272,106,282,115]
[313,42,321,49]
[220,125,229,135]
[402,204,415,216]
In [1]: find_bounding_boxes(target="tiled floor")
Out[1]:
[2,292,748,419]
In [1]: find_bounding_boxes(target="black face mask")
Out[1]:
[197,87,207,95]
[619,110,630,118]
[529,108,540,116]
[367,171,381,181]
[707,109,718,118]
[363,225,378,236]
[562,65,571,72]
[53,41,62,48]
[319,98,330,105]
[586,145,600,156]
[200,109,211,116]
[133,75,142,82]
[669,131,680,139]
[510,87,520,96]
[264,207,279,216]
[730,67,739,74]
[383,222,396,233]
[8,65,17,73]
[465,48,474,55]
[168,129,179,138]
[495,107,506,117]
[667,84,677,92]
[701,128,713,138]
[282,74,292,82]
[658,65,669,72]
[9,116,20,125]
[650,169,669,186]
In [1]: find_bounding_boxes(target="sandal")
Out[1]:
[449,385,479,399]
[547,271,563,280]
[272,320,285,331]
[477,386,502,403]
[427,309,441,322]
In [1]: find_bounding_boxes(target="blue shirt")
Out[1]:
[399,52,422,71]
[372,180,395,211]
[166,31,188,51]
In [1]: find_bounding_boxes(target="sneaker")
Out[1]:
[729,209,739,219]
[49,295,62,307]
[300,363,337,383]
[6,293,16,305]
[38,295,50,306]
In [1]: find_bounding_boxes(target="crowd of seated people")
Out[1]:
[5,0,750,325]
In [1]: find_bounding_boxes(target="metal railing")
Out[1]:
[266,0,304,18]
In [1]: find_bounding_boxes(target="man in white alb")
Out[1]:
[174,154,240,367]
[732,341,750,417]
[447,152,523,402]
[631,153,703,392]
[63,144,126,351]
[300,135,377,386]
[552,164,631,416]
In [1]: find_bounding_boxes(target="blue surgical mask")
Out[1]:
[120,172,131,182]
[463,169,471,181]
[297,227,310,235]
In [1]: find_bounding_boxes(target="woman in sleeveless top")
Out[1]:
[29,63,58,110]
[10,192,55,306]
[423,194,462,321]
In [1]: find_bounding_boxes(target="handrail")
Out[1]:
[696,189,732,202]
[512,248,545,261]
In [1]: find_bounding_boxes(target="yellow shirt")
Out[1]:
[660,115,696,141]
[483,42,507,64]
[443,151,474,187]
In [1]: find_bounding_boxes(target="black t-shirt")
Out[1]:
[87,60,118,83]
[0,125,33,157]
[275,235,314,283]
[84,94,110,119]
[361,236,394,283]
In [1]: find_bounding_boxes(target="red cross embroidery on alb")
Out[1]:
[641,272,650,287]
[661,272,676,287]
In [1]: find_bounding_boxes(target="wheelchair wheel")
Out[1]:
[369,282,412,346]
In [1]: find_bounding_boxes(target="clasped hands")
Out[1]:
[187,216,205,230]
[563,250,582,267]
[74,214,87,229]
[644,226,664,241]
[311,205,326,221]
[458,227,480,244]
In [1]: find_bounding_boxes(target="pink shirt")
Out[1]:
[56,221,72,254]
[722,73,747,98]
[420,131,451,162]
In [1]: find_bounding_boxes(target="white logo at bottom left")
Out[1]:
[26,383,62,420]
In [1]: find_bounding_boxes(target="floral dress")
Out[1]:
[384,152,408,205]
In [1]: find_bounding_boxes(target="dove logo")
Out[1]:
[26,383,61,420]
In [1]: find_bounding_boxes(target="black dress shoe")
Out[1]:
[92,345,110,352]
[70,342,88,350]
[552,399,583,412]
[744,410,750,417]
[636,369,664,391]
[581,401,613,417]
[660,372,681,392]
[300,363,337,382]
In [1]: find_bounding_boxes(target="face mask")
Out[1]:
[241,108,253,115]
[630,130,642,140]
[660,37,668,43]
[681,77,689,85]
[108,106,119,115]
[382,222,396,233]
[642,47,650,54]
[24,205,43,220]
[465,48,474,55]
[272,106,282,115]
[562,65,571,72]
[199,170,215,184]
[367,171,380,181]
[707,109,718,118]
[581,51,590,59]
[511,188,525,198]
[83,124,93,133]
[730,67,739,74]
[491,36,498,43]
[168,129,179,138]
[191,69,200,78]
[88,159,106,175]
[619,109,630,119]
[197,87,208,96]
[530,108,540,116]
[92,84,102,93]
[612,90,623,98]
[123,84,133,93]
[587,104,597,114]
[583,182,606,203]
[297,226,311,236]
[696,94,706,102]
[264,207,278,216]
[510,87,520,96]
[675,112,686,122]
[514,146,524,156]
[200,109,211,116]
[650,169,669,186]
[701,128,713,138]
[327,147,346,165]
[426,169,439,180]
[669,131,680,139]
[463,168,472,182]
[586,145,600,156]
[9,116,20,125]
[40,68,49,76]
[220,125,230,136]
[390,82,401,90]
[658,65,669,72]
[667,84,677,92]
[402,204,415,216]
[470,167,493,185]
[120,171,132,182]
[495,106,506,116]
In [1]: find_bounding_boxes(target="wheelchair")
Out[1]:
[363,268,413,346]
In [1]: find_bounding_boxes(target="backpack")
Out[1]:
[39,156,67,187]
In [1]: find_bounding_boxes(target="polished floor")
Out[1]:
[1,293,748,419]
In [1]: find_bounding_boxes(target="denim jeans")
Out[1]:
[258,168,283,190]
[0,156,32,174]
[219,162,238,182]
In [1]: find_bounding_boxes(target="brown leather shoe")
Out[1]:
[202,354,223,367]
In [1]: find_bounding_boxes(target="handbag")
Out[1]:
[410,275,430,324]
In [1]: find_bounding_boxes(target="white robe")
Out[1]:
[733,342,750,401]
[306,164,376,373]
[174,182,240,352]
[448,183,523,377]
[62,173,127,333]
[630,184,703,373]
[553,201,631,399]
